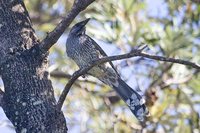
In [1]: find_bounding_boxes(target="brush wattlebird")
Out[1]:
[66,18,149,121]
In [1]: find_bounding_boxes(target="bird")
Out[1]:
[66,18,149,121]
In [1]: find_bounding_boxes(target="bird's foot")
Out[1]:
[81,75,86,78]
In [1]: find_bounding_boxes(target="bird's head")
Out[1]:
[69,18,90,36]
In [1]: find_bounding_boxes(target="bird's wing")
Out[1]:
[85,35,119,76]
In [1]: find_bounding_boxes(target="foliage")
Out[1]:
[6,0,200,132]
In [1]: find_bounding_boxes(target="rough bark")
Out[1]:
[0,1,67,132]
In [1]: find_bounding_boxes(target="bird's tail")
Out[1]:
[112,77,149,121]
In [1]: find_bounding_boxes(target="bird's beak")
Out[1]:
[80,18,90,26]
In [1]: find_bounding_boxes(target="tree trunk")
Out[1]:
[0,1,67,132]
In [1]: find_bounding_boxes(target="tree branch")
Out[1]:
[50,70,103,86]
[138,52,200,69]
[191,0,200,4]
[57,46,200,110]
[39,0,95,52]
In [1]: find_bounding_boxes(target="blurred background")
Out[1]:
[0,0,200,132]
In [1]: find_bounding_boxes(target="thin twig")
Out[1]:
[191,0,200,4]
[139,52,200,69]
[57,48,200,110]
[39,0,95,52]
[50,70,103,86]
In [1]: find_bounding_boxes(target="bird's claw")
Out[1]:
[81,75,86,78]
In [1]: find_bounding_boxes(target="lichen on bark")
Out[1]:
[0,0,67,132]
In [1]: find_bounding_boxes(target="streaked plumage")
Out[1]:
[66,18,149,121]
